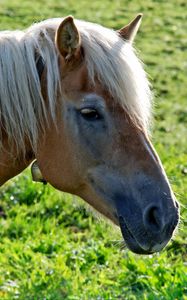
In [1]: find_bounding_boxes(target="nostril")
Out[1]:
[143,205,163,233]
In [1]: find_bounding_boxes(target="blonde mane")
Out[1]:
[0,18,152,153]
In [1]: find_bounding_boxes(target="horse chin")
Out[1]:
[118,216,155,255]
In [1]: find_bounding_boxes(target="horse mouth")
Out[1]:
[118,216,154,255]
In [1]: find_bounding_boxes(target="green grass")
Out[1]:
[0,0,187,299]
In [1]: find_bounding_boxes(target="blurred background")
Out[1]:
[0,0,186,299]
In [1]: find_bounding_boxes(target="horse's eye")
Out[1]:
[80,108,100,120]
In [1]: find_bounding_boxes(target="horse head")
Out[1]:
[35,15,179,254]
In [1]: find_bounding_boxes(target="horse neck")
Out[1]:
[0,29,46,186]
[0,134,34,186]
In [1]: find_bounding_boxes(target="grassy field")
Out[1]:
[0,0,187,299]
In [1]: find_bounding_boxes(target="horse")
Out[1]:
[0,14,179,254]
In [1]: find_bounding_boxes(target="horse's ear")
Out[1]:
[118,14,143,43]
[56,16,81,60]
